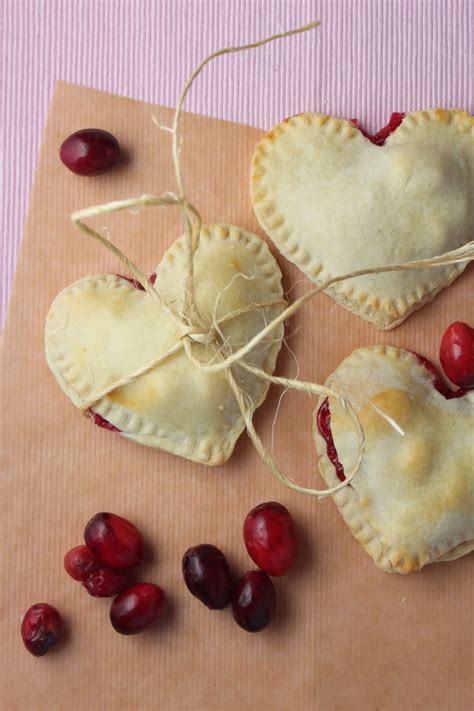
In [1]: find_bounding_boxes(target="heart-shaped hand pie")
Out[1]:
[251,109,473,329]
[45,224,284,465]
[314,346,474,573]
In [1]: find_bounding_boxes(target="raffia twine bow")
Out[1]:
[71,21,474,498]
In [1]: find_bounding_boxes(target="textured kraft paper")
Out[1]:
[0,83,473,711]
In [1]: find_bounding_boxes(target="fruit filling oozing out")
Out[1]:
[296,112,408,481]
[88,273,157,432]
[316,353,469,482]
[350,112,405,145]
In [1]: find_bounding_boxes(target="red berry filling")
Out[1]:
[110,583,165,635]
[350,112,405,146]
[89,410,121,432]
[243,502,298,577]
[88,273,157,432]
[316,351,467,481]
[316,400,346,482]
[281,112,405,145]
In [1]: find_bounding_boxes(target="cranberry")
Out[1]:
[243,502,298,577]
[82,567,128,597]
[60,129,120,176]
[439,322,474,388]
[350,112,405,146]
[411,352,457,398]
[110,583,165,635]
[84,512,144,569]
[64,545,99,581]
[182,544,233,609]
[232,571,276,633]
[21,603,62,657]
[118,272,157,291]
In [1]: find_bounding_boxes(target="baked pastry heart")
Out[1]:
[45,224,284,465]
[314,346,474,573]
[251,108,473,329]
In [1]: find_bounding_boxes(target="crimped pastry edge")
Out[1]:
[314,345,474,573]
[45,224,284,465]
[250,108,473,329]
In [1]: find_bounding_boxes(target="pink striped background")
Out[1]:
[1,0,472,328]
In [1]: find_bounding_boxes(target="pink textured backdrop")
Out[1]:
[1,0,472,329]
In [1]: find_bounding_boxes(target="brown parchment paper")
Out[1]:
[1,83,473,711]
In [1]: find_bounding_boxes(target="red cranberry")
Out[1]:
[84,512,144,569]
[82,567,128,597]
[64,545,99,581]
[60,129,120,176]
[243,502,298,576]
[110,583,165,635]
[21,603,62,657]
[439,322,474,388]
[182,544,233,609]
[232,571,276,633]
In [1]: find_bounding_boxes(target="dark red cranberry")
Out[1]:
[21,603,62,657]
[350,112,405,146]
[182,544,233,609]
[82,567,128,597]
[84,512,144,569]
[243,502,298,577]
[60,128,120,176]
[64,545,99,581]
[232,571,276,633]
[439,322,474,389]
[110,583,165,635]
[319,359,469,481]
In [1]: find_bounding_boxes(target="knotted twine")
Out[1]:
[71,20,474,498]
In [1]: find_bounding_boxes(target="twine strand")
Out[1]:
[70,20,473,498]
